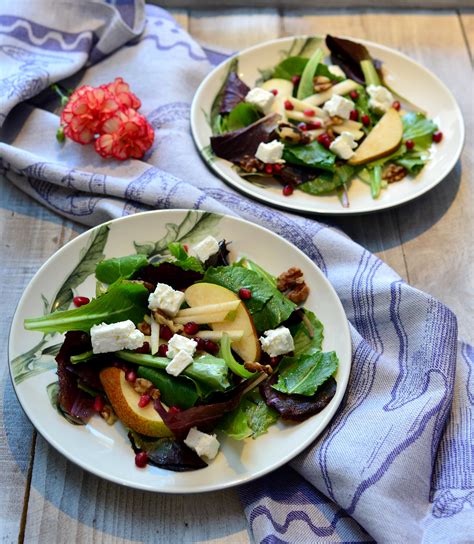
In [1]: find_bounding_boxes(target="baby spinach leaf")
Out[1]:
[137,366,199,409]
[273,351,338,396]
[291,310,324,356]
[227,103,260,131]
[283,141,336,173]
[299,172,343,195]
[24,280,149,334]
[402,112,437,149]
[95,254,148,284]
[273,56,309,80]
[203,266,296,332]
[168,242,204,273]
[234,257,277,288]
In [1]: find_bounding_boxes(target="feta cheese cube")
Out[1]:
[90,320,145,354]
[166,350,194,376]
[191,235,219,263]
[366,85,394,114]
[323,95,354,119]
[184,427,220,460]
[259,326,295,357]
[245,87,275,114]
[167,334,197,359]
[328,65,346,79]
[329,131,358,160]
[255,140,285,164]
[148,283,185,316]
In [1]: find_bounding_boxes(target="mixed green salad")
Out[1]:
[210,35,443,206]
[24,235,338,471]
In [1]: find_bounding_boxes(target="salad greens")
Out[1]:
[297,48,324,99]
[137,366,199,409]
[283,141,336,172]
[273,56,309,80]
[95,254,148,284]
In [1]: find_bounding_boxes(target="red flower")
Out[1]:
[61,86,120,144]
[95,108,154,160]
[101,77,141,110]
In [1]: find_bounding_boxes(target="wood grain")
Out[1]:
[460,12,474,62]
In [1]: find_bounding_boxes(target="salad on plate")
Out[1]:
[209,35,443,207]
[24,234,339,471]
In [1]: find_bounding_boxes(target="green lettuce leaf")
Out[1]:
[227,103,260,131]
[273,351,338,396]
[24,280,149,334]
[168,242,204,272]
[283,141,336,173]
[402,112,437,149]
[315,63,344,81]
[137,366,199,409]
[291,309,324,356]
[273,56,309,80]
[234,257,277,287]
[95,254,149,284]
[395,150,430,174]
[299,172,342,195]
[203,266,296,332]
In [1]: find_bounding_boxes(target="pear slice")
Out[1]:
[260,78,294,121]
[348,108,403,166]
[184,283,261,362]
[100,367,173,438]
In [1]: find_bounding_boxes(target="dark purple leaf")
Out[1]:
[279,164,320,187]
[260,374,336,421]
[211,113,281,163]
[220,72,251,114]
[204,240,230,268]
[135,262,203,290]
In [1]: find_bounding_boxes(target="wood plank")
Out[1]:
[282,11,473,342]
[156,1,474,8]
[460,12,474,62]
[0,177,81,542]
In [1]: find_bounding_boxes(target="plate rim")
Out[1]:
[8,208,352,493]
[190,34,465,216]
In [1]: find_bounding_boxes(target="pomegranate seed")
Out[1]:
[203,340,219,355]
[361,114,370,126]
[183,321,199,335]
[291,75,301,85]
[392,101,401,111]
[239,288,252,300]
[269,356,281,366]
[196,337,207,351]
[135,451,148,468]
[138,394,151,408]
[265,164,274,174]
[160,325,173,341]
[135,341,150,354]
[158,343,169,357]
[73,296,90,307]
[306,120,322,130]
[349,109,359,121]
[125,370,137,383]
[93,396,105,412]
[433,131,443,143]
[284,99,294,110]
[168,406,182,414]
[303,109,315,117]
[317,133,332,149]
[270,89,278,95]
[282,184,294,196]
[350,90,359,100]
[297,122,308,131]
[183,244,189,252]
[405,139,415,150]
[273,163,283,174]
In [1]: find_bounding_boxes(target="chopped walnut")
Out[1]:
[329,116,344,126]
[152,309,182,333]
[149,388,160,401]
[382,163,407,183]
[133,378,153,394]
[236,155,264,173]
[277,122,311,145]
[277,267,310,304]
[100,405,118,425]
[313,75,333,92]
[137,321,151,335]
[244,361,273,374]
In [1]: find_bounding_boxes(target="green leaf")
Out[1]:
[167,242,204,273]
[297,48,324,99]
[235,258,277,287]
[95,254,148,284]
[273,56,309,80]
[273,351,339,396]
[291,310,324,356]
[116,351,231,394]
[283,141,336,173]
[227,103,260,131]
[402,112,437,149]
[395,150,429,174]
[370,165,382,199]
[299,172,343,195]
[203,266,296,332]
[315,63,343,82]
[210,57,239,133]
[360,59,381,86]
[52,224,109,312]
[351,87,379,128]
[137,366,199,409]
[220,333,255,379]
[24,280,148,334]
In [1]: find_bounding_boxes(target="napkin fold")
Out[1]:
[1,2,472,542]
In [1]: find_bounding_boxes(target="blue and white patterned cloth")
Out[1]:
[0,2,472,542]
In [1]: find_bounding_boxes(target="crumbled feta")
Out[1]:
[366,85,394,114]
[191,235,219,263]
[329,131,358,160]
[148,283,185,316]
[323,94,354,119]
[328,65,346,79]
[90,320,144,354]
[259,326,295,357]
[184,427,220,460]
[167,334,197,359]
[166,350,194,376]
[255,140,285,164]
[245,87,275,114]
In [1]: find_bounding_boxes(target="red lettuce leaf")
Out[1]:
[260,374,336,421]
[279,164,321,187]
[220,72,251,114]
[135,262,203,290]
[211,113,281,163]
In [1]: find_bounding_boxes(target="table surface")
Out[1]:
[1,7,473,544]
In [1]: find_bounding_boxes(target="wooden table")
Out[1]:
[1,7,472,543]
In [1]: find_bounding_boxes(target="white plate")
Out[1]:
[9,210,351,493]
[191,36,464,215]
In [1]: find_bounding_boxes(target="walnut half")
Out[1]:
[382,163,407,183]
[277,267,310,304]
